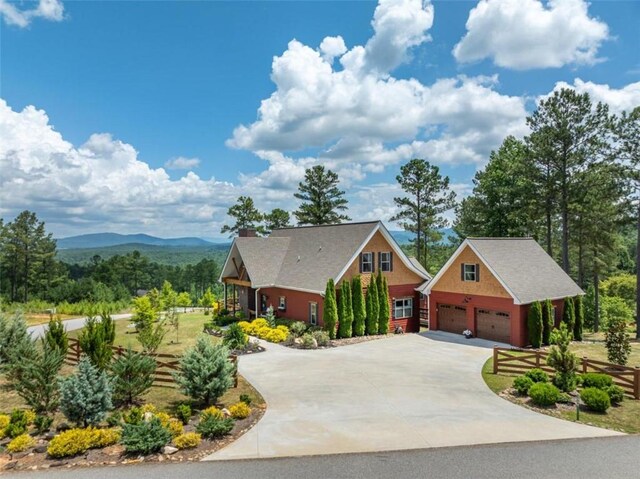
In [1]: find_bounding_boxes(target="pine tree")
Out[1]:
[0,313,30,367]
[547,324,579,392]
[78,316,114,370]
[44,316,68,353]
[294,166,350,225]
[542,299,554,346]
[110,347,156,407]
[562,297,576,339]
[60,356,113,427]
[574,296,584,341]
[173,337,235,406]
[365,283,379,335]
[322,279,338,339]
[351,276,366,337]
[337,280,353,339]
[378,274,390,335]
[527,301,543,348]
[220,196,264,236]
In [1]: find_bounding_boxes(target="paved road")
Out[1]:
[207,333,619,460]
[27,314,132,339]
[6,436,638,479]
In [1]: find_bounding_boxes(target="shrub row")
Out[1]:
[238,319,289,343]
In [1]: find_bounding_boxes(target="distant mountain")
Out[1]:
[57,233,214,250]
[390,228,456,245]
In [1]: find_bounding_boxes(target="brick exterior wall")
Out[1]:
[260,287,324,326]
[388,284,421,333]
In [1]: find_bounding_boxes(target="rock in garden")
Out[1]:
[34,445,48,454]
[162,446,178,455]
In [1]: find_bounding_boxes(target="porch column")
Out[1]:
[233,284,237,315]
[223,282,227,310]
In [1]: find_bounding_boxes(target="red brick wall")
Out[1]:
[428,291,523,346]
[259,287,324,326]
[388,284,421,333]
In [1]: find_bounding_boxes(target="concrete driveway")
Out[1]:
[206,334,620,460]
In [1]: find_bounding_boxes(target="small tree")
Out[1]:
[160,280,177,312]
[173,337,235,406]
[177,291,191,313]
[527,301,543,348]
[377,273,390,335]
[167,309,181,344]
[546,324,579,392]
[132,296,156,331]
[0,313,30,367]
[44,316,68,353]
[574,295,584,341]
[110,347,156,407]
[200,288,216,314]
[322,279,338,339]
[541,299,554,346]
[562,297,575,339]
[60,356,113,427]
[351,276,366,337]
[337,281,353,339]
[6,341,65,415]
[365,284,379,335]
[78,315,115,370]
[605,313,631,365]
[136,319,167,354]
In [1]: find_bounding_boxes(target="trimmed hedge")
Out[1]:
[580,387,611,413]
[581,373,613,390]
[605,385,624,405]
[513,376,534,396]
[525,368,548,383]
[528,382,560,407]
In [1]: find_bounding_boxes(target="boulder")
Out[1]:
[162,446,178,455]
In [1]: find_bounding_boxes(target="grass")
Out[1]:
[568,332,640,367]
[482,357,640,434]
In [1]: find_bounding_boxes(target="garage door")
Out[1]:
[476,309,511,344]
[437,304,467,334]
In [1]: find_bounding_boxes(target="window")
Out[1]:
[380,252,392,272]
[278,296,286,310]
[361,252,374,273]
[393,298,413,319]
[462,263,478,282]
[309,302,318,325]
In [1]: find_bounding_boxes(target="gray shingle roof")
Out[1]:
[234,237,289,287]
[467,238,584,304]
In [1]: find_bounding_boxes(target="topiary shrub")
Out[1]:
[562,297,575,339]
[7,433,36,453]
[527,301,543,348]
[196,414,234,439]
[528,382,560,407]
[110,347,156,408]
[174,432,201,449]
[524,368,548,383]
[351,276,366,337]
[121,417,172,454]
[513,376,534,396]
[173,337,235,407]
[59,356,113,427]
[175,404,192,425]
[581,373,613,390]
[580,387,611,413]
[605,385,625,405]
[323,279,338,339]
[228,402,251,419]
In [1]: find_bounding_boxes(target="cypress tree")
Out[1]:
[377,273,390,334]
[43,316,68,354]
[574,295,584,341]
[365,283,379,335]
[527,301,543,348]
[562,297,576,339]
[338,280,353,338]
[542,299,554,346]
[337,285,347,339]
[351,276,366,336]
[322,279,338,339]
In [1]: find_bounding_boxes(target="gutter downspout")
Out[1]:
[254,287,261,319]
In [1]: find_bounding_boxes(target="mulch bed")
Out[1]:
[0,406,265,473]
[283,332,396,350]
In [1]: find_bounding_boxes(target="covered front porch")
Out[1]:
[221,277,264,319]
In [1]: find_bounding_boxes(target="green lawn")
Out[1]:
[568,333,640,367]
[482,357,640,434]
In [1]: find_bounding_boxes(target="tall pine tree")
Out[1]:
[294,166,350,225]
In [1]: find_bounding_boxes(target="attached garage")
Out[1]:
[437,304,467,334]
[475,309,510,344]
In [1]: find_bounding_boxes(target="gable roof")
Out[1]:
[424,238,584,304]
[219,221,431,294]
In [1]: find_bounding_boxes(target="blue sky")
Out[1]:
[1,0,639,238]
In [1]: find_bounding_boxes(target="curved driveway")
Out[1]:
[207,333,620,460]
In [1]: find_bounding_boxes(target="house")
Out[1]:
[420,237,584,346]
[219,221,431,333]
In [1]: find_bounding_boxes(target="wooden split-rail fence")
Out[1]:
[65,338,238,388]
[493,347,640,399]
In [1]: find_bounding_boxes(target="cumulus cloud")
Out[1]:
[164,156,201,170]
[0,0,64,27]
[453,0,609,70]
[549,79,640,114]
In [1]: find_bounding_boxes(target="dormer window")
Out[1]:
[361,252,374,273]
[462,263,479,282]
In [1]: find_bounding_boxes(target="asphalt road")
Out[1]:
[26,313,133,340]
[6,436,638,479]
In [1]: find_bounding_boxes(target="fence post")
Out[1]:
[634,367,640,400]
[535,351,540,368]
[75,339,80,363]
[582,357,588,374]
[493,347,498,374]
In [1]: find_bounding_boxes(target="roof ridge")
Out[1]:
[272,220,379,232]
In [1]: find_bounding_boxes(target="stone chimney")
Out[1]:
[238,228,257,238]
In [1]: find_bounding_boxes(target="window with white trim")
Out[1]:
[309,302,318,325]
[278,296,286,310]
[380,252,392,272]
[361,252,373,273]
[463,263,477,282]
[393,298,413,319]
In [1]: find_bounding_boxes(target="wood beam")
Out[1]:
[222,277,251,287]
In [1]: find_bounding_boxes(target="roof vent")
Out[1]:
[297,255,301,262]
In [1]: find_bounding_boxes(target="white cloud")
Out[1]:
[453,0,609,70]
[164,156,201,170]
[0,0,64,27]
[549,79,640,115]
